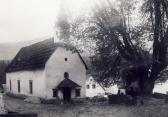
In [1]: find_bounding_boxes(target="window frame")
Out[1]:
[92,84,96,89]
[86,85,90,89]
[53,89,58,97]
[64,72,69,79]
[17,80,20,93]
[29,80,33,94]
[10,80,12,91]
[65,58,68,61]
[75,89,81,97]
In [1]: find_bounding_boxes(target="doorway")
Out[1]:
[62,87,71,102]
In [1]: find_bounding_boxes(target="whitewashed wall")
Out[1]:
[153,81,168,94]
[86,77,118,97]
[6,70,46,98]
[45,47,86,99]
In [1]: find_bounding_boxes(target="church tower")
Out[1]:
[55,0,70,43]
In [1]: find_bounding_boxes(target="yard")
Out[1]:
[3,95,168,117]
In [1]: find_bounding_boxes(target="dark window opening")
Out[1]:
[92,84,96,89]
[53,89,58,97]
[86,85,90,89]
[65,58,68,61]
[10,80,12,91]
[29,80,33,94]
[75,89,81,97]
[18,80,20,93]
[64,72,69,79]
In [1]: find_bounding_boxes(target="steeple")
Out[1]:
[55,0,70,43]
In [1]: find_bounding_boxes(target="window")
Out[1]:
[92,84,96,89]
[64,72,69,79]
[29,80,33,94]
[86,85,90,89]
[10,80,12,91]
[53,89,58,97]
[75,89,81,97]
[18,80,20,93]
[65,58,68,61]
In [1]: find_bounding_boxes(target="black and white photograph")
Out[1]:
[0,0,168,117]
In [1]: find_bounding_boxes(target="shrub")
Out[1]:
[90,96,108,102]
[108,95,134,105]
[85,97,90,100]
[97,97,107,102]
[152,93,168,99]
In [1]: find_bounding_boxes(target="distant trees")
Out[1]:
[0,60,10,88]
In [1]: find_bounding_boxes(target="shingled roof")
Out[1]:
[57,78,81,88]
[6,38,88,73]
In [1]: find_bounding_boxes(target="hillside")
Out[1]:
[0,38,48,60]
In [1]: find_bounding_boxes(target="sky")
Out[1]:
[0,0,98,43]
[0,0,140,44]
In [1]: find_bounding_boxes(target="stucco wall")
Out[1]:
[45,47,86,99]
[6,70,46,98]
[86,76,118,97]
[153,81,168,94]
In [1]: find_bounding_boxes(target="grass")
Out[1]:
[3,95,168,117]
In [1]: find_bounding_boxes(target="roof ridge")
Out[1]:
[6,38,56,72]
[26,38,54,48]
[6,38,88,72]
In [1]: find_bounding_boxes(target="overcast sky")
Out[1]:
[0,0,99,43]
[0,0,140,44]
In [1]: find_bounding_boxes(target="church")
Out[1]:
[6,38,87,101]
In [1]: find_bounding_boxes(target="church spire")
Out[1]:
[55,0,70,43]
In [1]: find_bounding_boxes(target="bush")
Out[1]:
[85,97,90,100]
[5,92,27,99]
[90,96,108,102]
[152,93,168,99]
[108,95,134,105]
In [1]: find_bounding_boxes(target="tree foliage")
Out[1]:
[70,0,168,95]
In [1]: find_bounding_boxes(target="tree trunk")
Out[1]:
[140,78,155,96]
[128,65,155,96]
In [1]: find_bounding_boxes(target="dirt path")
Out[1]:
[3,95,168,117]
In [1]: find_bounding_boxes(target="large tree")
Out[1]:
[138,0,168,95]
[72,0,168,95]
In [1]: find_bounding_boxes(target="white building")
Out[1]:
[6,39,88,101]
[86,76,118,97]
[153,81,168,94]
